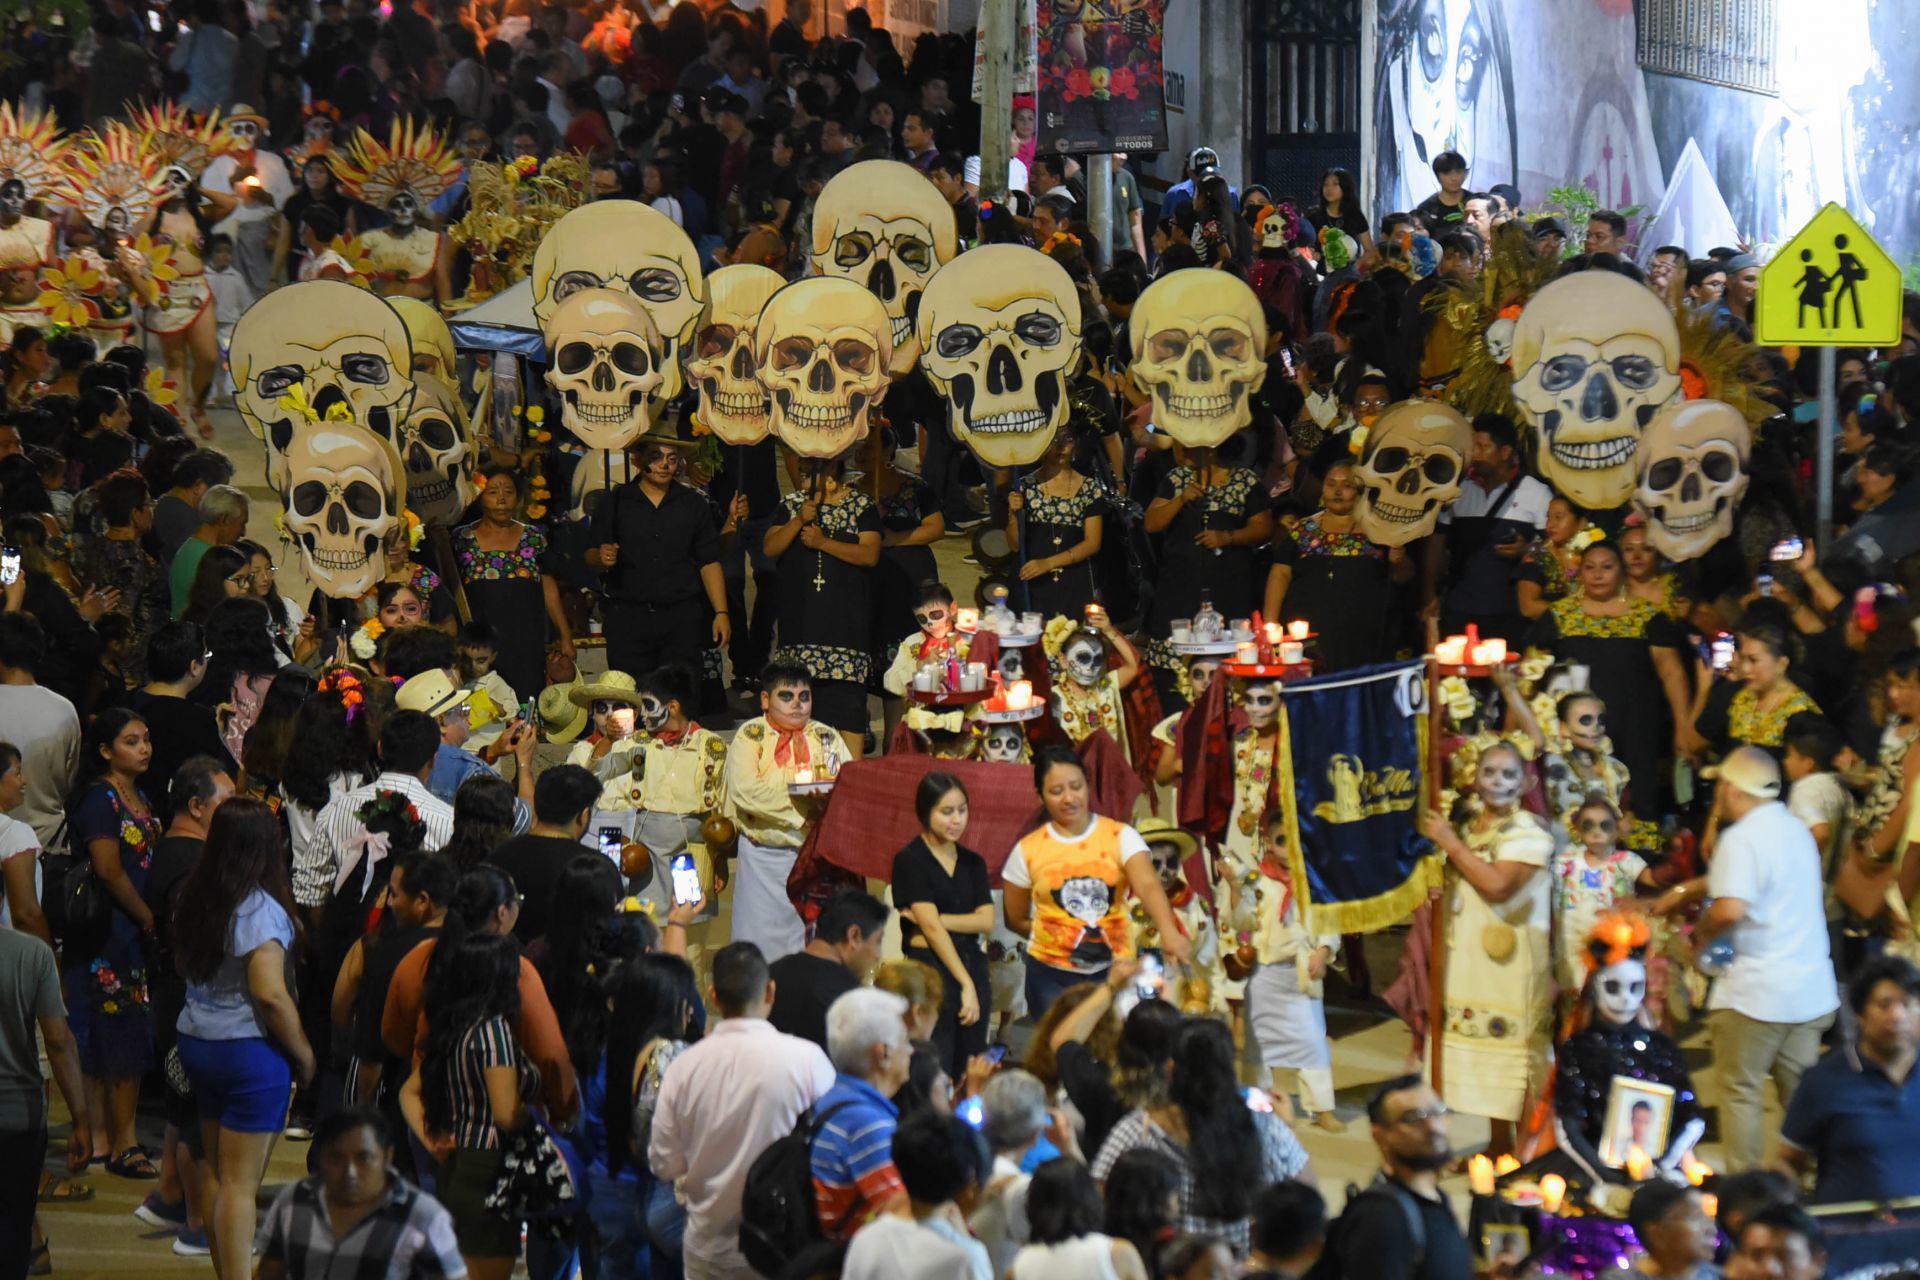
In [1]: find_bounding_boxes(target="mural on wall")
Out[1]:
[1371,0,1518,215]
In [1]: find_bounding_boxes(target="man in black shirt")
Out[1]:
[711,439,780,690]
[768,890,888,1050]
[482,764,602,947]
[1327,1076,1474,1280]
[129,622,235,824]
[587,438,729,690]
[1411,149,1472,231]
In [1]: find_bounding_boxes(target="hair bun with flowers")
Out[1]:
[317,666,368,721]
[1583,910,1652,975]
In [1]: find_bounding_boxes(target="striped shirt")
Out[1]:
[254,1169,466,1280]
[440,1015,529,1151]
[1090,1107,1309,1257]
[810,1074,905,1240]
[315,773,454,906]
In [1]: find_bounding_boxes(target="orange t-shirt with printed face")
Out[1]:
[1021,816,1136,973]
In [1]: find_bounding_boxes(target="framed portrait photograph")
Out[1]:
[1599,1077,1676,1168]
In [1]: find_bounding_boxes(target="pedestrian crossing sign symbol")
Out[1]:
[1757,203,1902,346]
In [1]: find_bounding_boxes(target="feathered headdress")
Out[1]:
[0,102,71,205]
[62,123,168,231]
[330,119,460,210]
[128,101,234,182]
[1419,221,1555,418]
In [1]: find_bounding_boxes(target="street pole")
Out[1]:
[978,0,1015,208]
[1816,345,1836,552]
[1087,153,1113,265]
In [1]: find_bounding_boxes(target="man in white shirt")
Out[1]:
[313,711,454,910]
[845,1111,993,1280]
[650,941,835,1280]
[1689,747,1839,1170]
[0,613,79,850]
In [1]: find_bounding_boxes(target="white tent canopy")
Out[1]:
[1636,138,1744,265]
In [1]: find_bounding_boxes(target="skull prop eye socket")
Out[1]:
[915,245,1084,469]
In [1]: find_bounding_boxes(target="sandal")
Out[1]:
[192,406,215,439]
[105,1146,159,1179]
[37,1172,94,1202]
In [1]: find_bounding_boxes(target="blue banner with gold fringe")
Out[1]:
[1278,660,1442,934]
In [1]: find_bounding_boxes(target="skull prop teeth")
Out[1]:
[809,159,959,374]
[1511,272,1682,509]
[1354,399,1472,545]
[531,199,704,397]
[685,264,785,446]
[543,288,667,451]
[1128,269,1268,448]
[916,245,1084,468]
[1256,206,1291,251]
[228,280,416,491]
[282,422,403,599]
[394,375,474,524]
[1633,399,1750,562]
[755,277,891,459]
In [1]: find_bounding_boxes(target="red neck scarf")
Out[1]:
[771,721,811,769]
[1259,852,1294,922]
[653,721,698,747]
[916,629,953,660]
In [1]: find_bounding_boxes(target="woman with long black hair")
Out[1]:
[195,597,285,763]
[603,952,702,1280]
[439,772,520,873]
[179,545,250,628]
[172,797,313,1280]
[237,667,314,807]
[401,932,533,1280]
[282,675,375,917]
[1091,1018,1310,1258]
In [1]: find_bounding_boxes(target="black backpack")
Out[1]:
[1307,1174,1428,1280]
[738,1099,856,1277]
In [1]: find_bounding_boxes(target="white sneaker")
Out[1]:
[172,1229,211,1257]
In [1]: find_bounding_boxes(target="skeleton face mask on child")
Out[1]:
[914,602,951,638]
[1188,659,1221,703]
[1241,681,1281,729]
[1476,747,1528,811]
[981,723,1025,763]
[1147,841,1186,895]
[1063,634,1105,687]
[638,693,670,733]
[1591,958,1647,1026]
[764,681,812,730]
[1562,697,1606,753]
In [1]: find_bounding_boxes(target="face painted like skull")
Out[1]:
[1128,269,1268,448]
[388,192,419,229]
[917,245,1084,468]
[1633,399,1750,562]
[393,375,473,523]
[227,120,259,148]
[981,722,1025,763]
[228,281,416,490]
[1061,631,1106,688]
[0,179,25,220]
[1475,744,1528,812]
[685,264,784,446]
[1354,400,1472,546]
[282,422,403,599]
[638,693,669,732]
[1241,681,1281,729]
[163,165,192,198]
[543,288,667,451]
[1188,658,1220,703]
[810,159,959,373]
[1147,840,1186,894]
[532,200,703,397]
[1511,272,1683,510]
[1591,958,1647,1026]
[755,277,891,459]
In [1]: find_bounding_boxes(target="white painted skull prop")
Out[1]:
[394,375,474,524]
[1354,400,1472,545]
[755,277,891,459]
[809,159,959,373]
[1256,206,1290,251]
[543,288,667,451]
[981,722,1026,763]
[390,296,458,385]
[531,200,703,397]
[228,281,416,490]
[1511,272,1682,510]
[1128,269,1268,448]
[282,422,403,599]
[1061,630,1106,688]
[1240,681,1281,729]
[685,264,784,446]
[1633,399,1750,562]
[917,245,1084,468]
[1590,958,1647,1026]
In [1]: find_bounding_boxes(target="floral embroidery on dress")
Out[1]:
[781,490,873,538]
[1015,474,1099,523]
[89,955,149,1015]
[1727,684,1821,749]
[877,479,931,529]
[101,786,159,872]
[776,642,872,686]
[455,523,547,583]
[1164,465,1259,519]
[1549,594,1660,642]
[1522,540,1576,600]
[1290,514,1384,561]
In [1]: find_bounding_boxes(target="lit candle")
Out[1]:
[1435,636,1468,666]
[1539,1173,1566,1214]
[1279,641,1304,665]
[1494,1154,1521,1176]
[1008,680,1033,710]
[793,768,813,786]
[1263,622,1283,645]
[1288,620,1310,640]
[1235,642,1258,664]
[1481,637,1508,664]
[1700,1193,1718,1219]
[1625,1146,1651,1181]
[1681,1154,1708,1186]
[956,608,979,632]
[1467,1154,1495,1198]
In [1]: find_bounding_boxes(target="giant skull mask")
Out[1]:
[685,264,785,446]
[809,159,958,374]
[543,288,667,451]
[1129,269,1268,448]
[756,277,891,459]
[531,200,703,397]
[1633,399,1750,562]
[917,245,1084,468]
[228,281,416,490]
[390,295,459,387]
[1511,272,1682,510]
[282,422,403,599]
[1355,400,1472,545]
[394,375,474,524]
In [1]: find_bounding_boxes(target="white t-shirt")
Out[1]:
[845,1212,992,1280]
[0,813,39,930]
[963,155,1030,194]
[1437,473,1554,528]
[1707,801,1839,1024]
[1001,820,1152,888]
[0,685,79,849]
[1787,771,1851,881]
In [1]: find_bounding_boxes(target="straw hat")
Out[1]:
[225,103,271,131]
[395,669,471,718]
[537,676,590,743]
[569,670,642,709]
[1135,816,1198,859]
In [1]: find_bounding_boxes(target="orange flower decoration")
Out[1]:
[1678,360,1708,401]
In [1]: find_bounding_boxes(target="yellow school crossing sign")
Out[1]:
[1756,203,1902,346]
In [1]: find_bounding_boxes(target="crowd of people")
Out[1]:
[0,2,1918,1280]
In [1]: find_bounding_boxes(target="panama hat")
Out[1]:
[225,104,271,130]
[1135,816,1198,859]
[537,676,590,743]
[569,669,642,710]
[395,669,471,719]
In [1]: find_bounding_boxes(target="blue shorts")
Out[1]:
[177,1034,292,1134]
